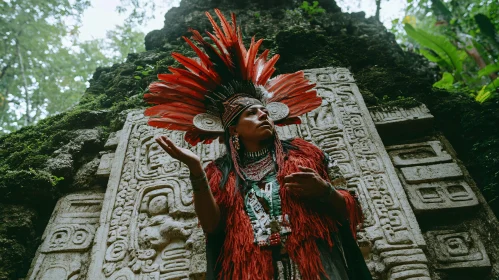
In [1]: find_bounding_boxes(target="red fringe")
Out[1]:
[337,189,363,240]
[205,138,363,279]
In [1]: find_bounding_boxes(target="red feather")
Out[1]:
[143,92,205,109]
[256,54,279,85]
[148,81,205,101]
[182,36,213,69]
[245,37,264,80]
[157,74,208,94]
[167,67,217,90]
[144,103,205,118]
[171,53,220,83]
[205,11,229,47]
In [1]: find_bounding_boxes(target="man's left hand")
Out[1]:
[284,166,330,198]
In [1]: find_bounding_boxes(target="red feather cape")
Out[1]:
[204,138,363,279]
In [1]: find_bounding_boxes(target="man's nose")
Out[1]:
[257,109,268,119]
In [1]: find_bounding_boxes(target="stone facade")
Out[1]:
[26,193,105,280]
[26,67,499,279]
[375,105,499,279]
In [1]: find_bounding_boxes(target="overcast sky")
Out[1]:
[77,0,406,42]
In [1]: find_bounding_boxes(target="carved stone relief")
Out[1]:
[26,192,104,280]
[387,141,478,212]
[87,67,429,280]
[369,104,433,125]
[426,230,490,270]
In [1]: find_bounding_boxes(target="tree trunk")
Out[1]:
[0,63,11,81]
[0,87,8,130]
[15,39,31,126]
[375,0,381,21]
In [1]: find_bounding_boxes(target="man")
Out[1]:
[146,9,372,280]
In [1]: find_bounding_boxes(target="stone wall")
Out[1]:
[24,67,499,280]
[371,104,499,279]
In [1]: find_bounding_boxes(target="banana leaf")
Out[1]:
[404,23,463,76]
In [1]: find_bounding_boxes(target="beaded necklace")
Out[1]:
[240,147,291,247]
[241,148,274,182]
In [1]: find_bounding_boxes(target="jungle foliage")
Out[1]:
[0,0,147,134]
[392,0,498,103]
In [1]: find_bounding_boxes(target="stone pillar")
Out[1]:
[371,104,499,279]
[26,192,104,280]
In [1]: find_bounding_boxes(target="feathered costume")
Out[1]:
[145,9,372,280]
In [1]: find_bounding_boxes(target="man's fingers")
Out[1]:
[298,166,316,173]
[284,172,314,183]
[284,182,303,190]
[156,136,177,156]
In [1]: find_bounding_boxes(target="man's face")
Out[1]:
[233,105,274,143]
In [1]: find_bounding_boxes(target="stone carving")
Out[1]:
[97,152,115,177]
[387,141,478,212]
[26,193,104,280]
[369,104,433,125]
[426,230,490,270]
[302,68,430,279]
[88,67,429,280]
[400,162,463,183]
[387,141,452,167]
[105,130,122,150]
[89,113,209,280]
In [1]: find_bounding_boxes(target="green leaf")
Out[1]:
[478,63,499,77]
[404,24,463,76]
[475,14,499,48]
[419,49,442,63]
[433,72,455,89]
[484,77,499,92]
[134,76,142,80]
[475,85,493,103]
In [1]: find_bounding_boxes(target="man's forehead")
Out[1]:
[247,104,266,110]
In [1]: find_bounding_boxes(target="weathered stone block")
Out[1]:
[404,180,478,212]
[426,230,490,270]
[400,162,463,183]
[387,141,452,167]
[369,104,433,125]
[96,153,115,177]
[26,192,104,280]
[104,130,121,150]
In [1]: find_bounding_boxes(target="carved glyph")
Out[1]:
[27,193,104,280]
[426,230,490,270]
[387,141,478,212]
[369,104,433,125]
[87,67,429,280]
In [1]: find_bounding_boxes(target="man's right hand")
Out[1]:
[155,135,201,170]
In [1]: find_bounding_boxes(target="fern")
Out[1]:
[404,24,464,78]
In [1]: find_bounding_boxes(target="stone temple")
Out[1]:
[25,67,499,280]
[2,0,499,279]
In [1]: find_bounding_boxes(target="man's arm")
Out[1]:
[189,162,221,234]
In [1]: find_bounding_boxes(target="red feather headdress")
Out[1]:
[144,9,322,146]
